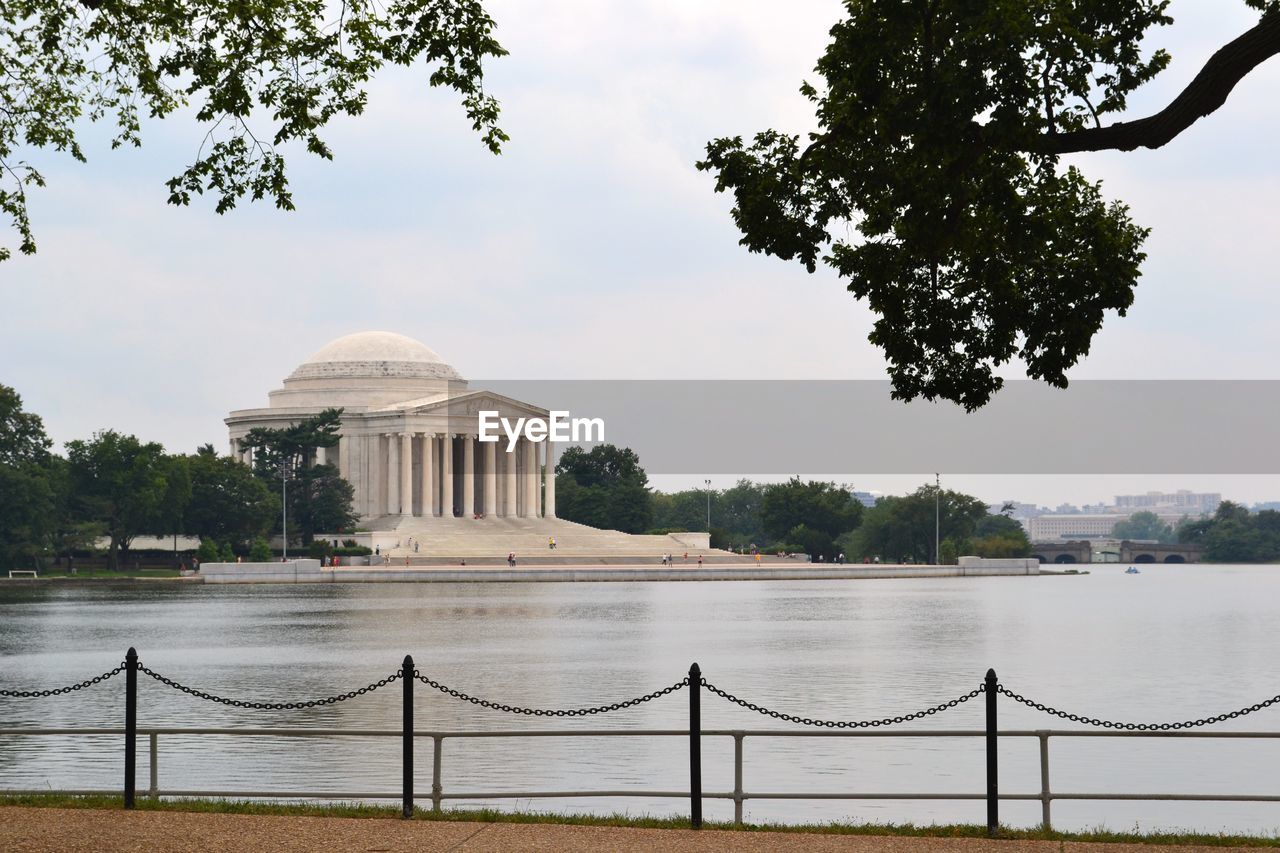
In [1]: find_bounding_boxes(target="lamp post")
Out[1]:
[935,472,941,565]
[704,479,712,532]
[282,457,293,561]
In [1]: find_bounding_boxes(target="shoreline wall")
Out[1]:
[199,559,1041,584]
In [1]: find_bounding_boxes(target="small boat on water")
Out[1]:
[1125,566,1141,574]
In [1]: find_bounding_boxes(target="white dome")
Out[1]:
[288,331,463,382]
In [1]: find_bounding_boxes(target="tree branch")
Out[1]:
[1035,12,1280,154]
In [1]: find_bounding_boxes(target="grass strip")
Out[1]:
[2,793,1278,846]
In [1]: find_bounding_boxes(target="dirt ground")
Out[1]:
[1,806,1272,852]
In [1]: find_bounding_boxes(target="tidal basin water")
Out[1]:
[4,565,1280,835]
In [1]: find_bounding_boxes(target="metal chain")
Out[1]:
[998,684,1280,731]
[0,663,126,698]
[139,664,401,710]
[415,671,689,716]
[700,679,986,728]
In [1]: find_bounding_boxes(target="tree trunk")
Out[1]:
[1034,12,1280,154]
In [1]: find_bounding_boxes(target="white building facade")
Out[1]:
[225,331,555,524]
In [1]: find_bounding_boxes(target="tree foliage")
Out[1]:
[241,407,343,479]
[185,450,278,545]
[848,484,991,562]
[288,463,357,541]
[554,444,652,534]
[0,385,58,568]
[650,479,770,545]
[0,0,507,261]
[1111,510,1176,543]
[1180,500,1280,562]
[699,1,1280,409]
[64,430,172,570]
[757,473,860,540]
[240,408,353,543]
[0,384,52,466]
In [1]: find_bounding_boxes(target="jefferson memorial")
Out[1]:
[225,331,710,558]
[227,331,555,523]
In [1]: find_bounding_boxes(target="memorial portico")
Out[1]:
[226,331,557,525]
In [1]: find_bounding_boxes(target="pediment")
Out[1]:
[377,389,549,418]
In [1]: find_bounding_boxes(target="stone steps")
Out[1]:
[354,516,725,558]
[362,554,790,567]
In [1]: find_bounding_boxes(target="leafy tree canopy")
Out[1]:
[700,1,1280,409]
[1,0,506,260]
[65,429,173,569]
[849,484,990,562]
[555,444,652,535]
[240,409,354,543]
[1111,510,1176,543]
[759,477,863,542]
[287,463,357,543]
[241,407,344,478]
[0,384,52,466]
[1180,501,1280,563]
[185,450,278,545]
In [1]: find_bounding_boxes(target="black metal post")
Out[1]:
[402,654,414,819]
[985,667,998,837]
[124,647,137,809]
[689,662,702,829]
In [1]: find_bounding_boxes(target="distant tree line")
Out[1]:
[0,385,356,571]
[1178,502,1280,563]
[1110,511,1179,544]
[556,444,1030,562]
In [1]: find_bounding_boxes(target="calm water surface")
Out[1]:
[3,565,1280,834]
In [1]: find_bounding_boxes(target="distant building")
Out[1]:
[1114,490,1221,514]
[991,501,1044,520]
[851,490,877,508]
[1028,514,1127,540]
[1028,509,1198,541]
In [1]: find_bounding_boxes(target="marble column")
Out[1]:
[385,433,399,516]
[229,437,238,459]
[544,440,556,518]
[483,440,497,516]
[503,444,517,517]
[420,433,435,517]
[441,434,454,517]
[337,435,349,479]
[462,435,475,517]
[522,438,538,518]
[533,440,543,518]
[399,432,413,515]
[369,434,382,516]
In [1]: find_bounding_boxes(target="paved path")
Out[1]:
[0,807,1270,852]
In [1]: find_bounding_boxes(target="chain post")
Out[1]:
[402,654,414,819]
[689,662,702,829]
[149,733,158,798]
[985,667,998,837]
[431,735,443,812]
[124,647,137,809]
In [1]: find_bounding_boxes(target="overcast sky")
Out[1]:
[1,1,1277,507]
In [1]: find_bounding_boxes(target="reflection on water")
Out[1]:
[3,566,1280,834]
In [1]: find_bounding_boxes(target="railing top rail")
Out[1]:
[5,726,1280,739]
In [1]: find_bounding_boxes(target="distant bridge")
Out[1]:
[1030,541,1092,564]
[1030,540,1203,565]
[1116,541,1202,564]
